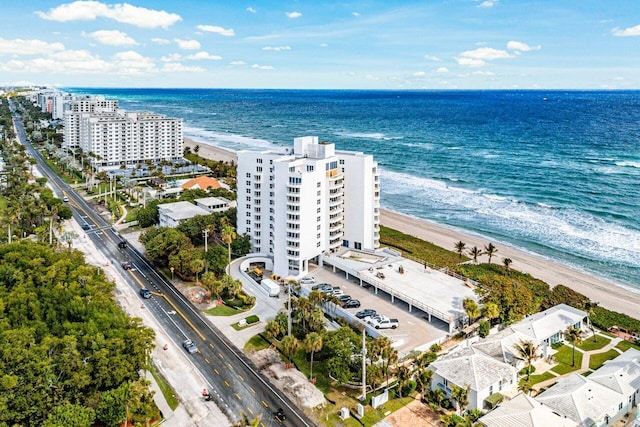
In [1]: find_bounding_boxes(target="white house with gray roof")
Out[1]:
[472,326,547,369]
[479,392,578,427]
[429,346,519,410]
[511,304,588,345]
[158,201,210,228]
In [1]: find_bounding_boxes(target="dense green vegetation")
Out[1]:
[0,241,156,426]
[379,225,465,268]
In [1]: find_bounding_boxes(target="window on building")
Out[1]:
[246,220,251,224]
[355,242,362,250]
[317,216,321,222]
[317,190,321,196]
[256,166,262,172]
[317,207,321,213]
[307,165,314,172]
[317,233,321,239]
[246,189,251,194]
[339,159,344,165]
[317,182,321,187]
[317,242,321,247]
[317,225,321,230]
[246,172,251,178]
[257,158,263,163]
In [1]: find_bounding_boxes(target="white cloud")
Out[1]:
[252,64,274,70]
[413,71,426,77]
[612,25,640,36]
[113,50,155,72]
[160,53,182,62]
[174,39,201,50]
[161,62,204,73]
[424,55,442,62]
[286,11,302,19]
[262,46,291,51]
[85,30,137,46]
[353,12,360,17]
[320,43,328,47]
[456,57,485,67]
[473,70,495,76]
[187,51,222,60]
[436,67,449,73]
[246,7,256,13]
[460,47,512,60]
[478,0,498,8]
[0,37,65,55]
[196,25,235,36]
[507,40,541,51]
[230,60,246,65]
[35,1,181,29]
[151,38,170,45]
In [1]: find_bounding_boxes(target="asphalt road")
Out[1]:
[10,103,315,427]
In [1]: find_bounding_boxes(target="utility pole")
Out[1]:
[361,328,367,401]
[288,282,292,337]
[203,229,208,252]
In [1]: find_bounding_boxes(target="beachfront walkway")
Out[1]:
[533,332,623,391]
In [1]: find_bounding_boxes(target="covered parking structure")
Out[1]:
[319,248,479,334]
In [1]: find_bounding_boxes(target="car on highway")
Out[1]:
[343,299,361,308]
[356,309,376,319]
[62,196,69,202]
[139,288,151,299]
[121,261,133,270]
[182,339,198,354]
[274,408,287,422]
[118,241,127,249]
[299,276,316,284]
[82,222,91,230]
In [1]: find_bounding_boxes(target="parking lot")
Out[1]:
[305,265,449,356]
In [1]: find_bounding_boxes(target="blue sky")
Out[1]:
[1,0,639,89]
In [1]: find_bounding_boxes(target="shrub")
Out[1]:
[519,365,536,376]
[430,343,442,353]
[402,380,417,396]
[245,315,259,324]
[478,320,490,338]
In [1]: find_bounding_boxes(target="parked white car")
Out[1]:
[299,276,316,284]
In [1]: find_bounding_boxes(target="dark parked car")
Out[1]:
[343,299,361,308]
[338,295,352,304]
[121,261,133,270]
[355,309,376,319]
[139,288,151,299]
[311,283,331,291]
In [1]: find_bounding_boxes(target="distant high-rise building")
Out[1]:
[237,136,380,277]
[63,96,119,149]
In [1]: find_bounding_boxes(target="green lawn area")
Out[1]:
[243,334,271,353]
[577,335,611,351]
[589,349,621,370]
[359,396,414,426]
[551,345,583,375]
[616,340,640,352]
[231,315,260,331]
[522,371,555,386]
[204,304,244,316]
[149,361,179,410]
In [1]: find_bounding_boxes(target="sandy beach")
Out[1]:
[186,137,640,318]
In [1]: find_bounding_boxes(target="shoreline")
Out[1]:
[185,137,640,318]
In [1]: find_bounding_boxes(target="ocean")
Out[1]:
[67,88,640,292]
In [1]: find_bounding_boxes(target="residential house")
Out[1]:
[182,175,222,191]
[473,326,548,368]
[511,304,588,346]
[429,346,519,411]
[158,201,210,228]
[195,197,235,213]
[479,392,577,427]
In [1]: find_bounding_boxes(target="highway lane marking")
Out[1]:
[227,362,233,370]
[249,386,256,394]
[205,358,210,364]
[209,343,215,349]
[238,374,244,381]
[234,393,241,400]
[262,400,268,408]
[224,380,230,387]
[156,294,207,341]
[218,352,224,359]
[214,368,219,375]
[247,407,254,415]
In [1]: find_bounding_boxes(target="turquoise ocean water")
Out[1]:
[68,88,640,293]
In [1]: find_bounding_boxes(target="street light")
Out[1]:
[170,266,174,281]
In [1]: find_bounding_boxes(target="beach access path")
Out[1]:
[183,137,640,318]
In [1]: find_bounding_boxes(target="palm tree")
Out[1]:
[396,365,411,397]
[220,219,237,266]
[450,384,470,415]
[194,144,200,155]
[415,368,433,400]
[468,246,482,264]
[503,257,513,274]
[454,241,467,260]
[518,381,533,396]
[484,243,498,264]
[281,335,299,364]
[190,258,205,284]
[481,302,500,325]
[514,340,540,381]
[264,320,282,341]
[463,298,481,324]
[303,332,322,380]
[565,326,583,367]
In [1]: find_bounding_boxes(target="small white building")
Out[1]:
[472,326,548,368]
[429,346,519,411]
[511,304,588,345]
[158,201,210,228]
[195,197,235,213]
[479,393,578,427]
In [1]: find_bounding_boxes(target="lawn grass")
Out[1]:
[291,349,332,394]
[522,371,555,386]
[577,335,611,351]
[231,316,260,331]
[379,225,466,268]
[359,396,414,426]
[589,349,621,370]
[204,304,243,316]
[551,345,583,375]
[149,360,180,410]
[243,334,271,353]
[125,205,140,223]
[616,340,640,352]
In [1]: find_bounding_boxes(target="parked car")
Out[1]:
[121,261,133,270]
[139,288,151,299]
[365,314,388,325]
[329,288,344,297]
[372,318,399,329]
[343,299,361,308]
[299,276,316,284]
[338,295,352,304]
[319,286,335,294]
[356,309,376,319]
[312,283,331,291]
[182,339,198,354]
